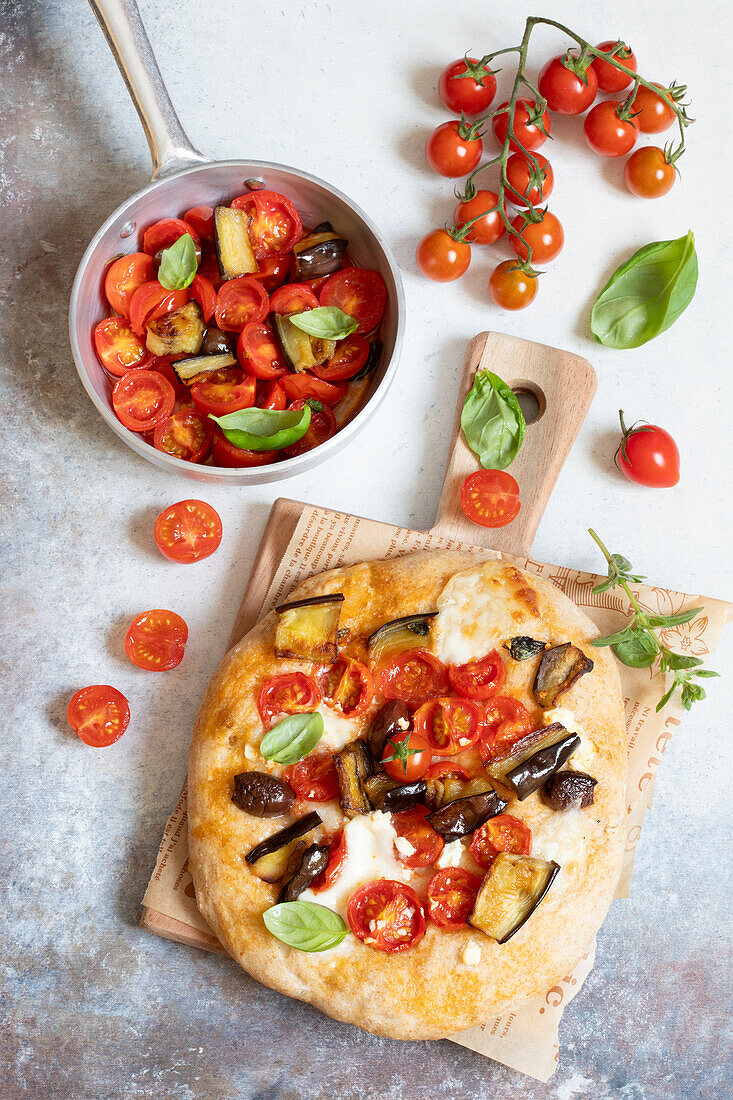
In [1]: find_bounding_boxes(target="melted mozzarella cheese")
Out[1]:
[435,838,469,869]
[315,704,358,751]
[531,808,588,868]
[543,708,598,772]
[434,562,542,665]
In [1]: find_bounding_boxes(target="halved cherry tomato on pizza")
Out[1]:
[283,752,340,802]
[426,868,482,930]
[319,268,387,334]
[94,317,151,377]
[112,370,175,432]
[257,379,287,410]
[252,253,294,292]
[257,671,320,728]
[183,205,214,241]
[211,428,279,468]
[125,609,188,671]
[142,218,201,258]
[237,322,288,380]
[269,283,320,315]
[312,334,369,381]
[104,252,155,318]
[479,696,534,761]
[413,696,483,755]
[376,649,449,709]
[347,880,426,952]
[280,374,346,406]
[189,273,216,322]
[284,400,337,457]
[392,806,443,867]
[382,730,432,781]
[154,499,223,564]
[190,367,256,418]
[448,650,506,700]
[67,685,130,747]
[316,658,374,718]
[214,276,269,332]
[469,814,531,870]
[311,831,347,891]
[460,469,521,528]
[230,190,303,258]
[153,407,212,463]
[128,283,189,336]
[425,761,470,781]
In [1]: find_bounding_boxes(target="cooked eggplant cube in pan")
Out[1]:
[273,313,335,372]
[293,230,348,280]
[275,594,344,663]
[146,300,205,357]
[172,352,236,383]
[214,205,258,278]
[469,853,560,943]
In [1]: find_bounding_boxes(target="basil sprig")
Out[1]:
[461,369,526,470]
[158,233,198,290]
[289,306,357,341]
[210,406,311,452]
[260,711,325,764]
[590,231,698,349]
[263,901,348,952]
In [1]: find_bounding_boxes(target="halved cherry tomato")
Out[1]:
[197,248,224,290]
[469,814,532,869]
[452,189,505,245]
[376,650,449,709]
[238,322,288,379]
[211,428,279,468]
[112,370,175,432]
[153,407,212,463]
[347,880,426,952]
[230,190,303,258]
[426,868,482,930]
[630,82,676,133]
[460,469,521,527]
[538,55,598,115]
[492,99,550,152]
[269,283,320,315]
[413,696,483,755]
[94,317,151,377]
[214,276,269,332]
[142,218,201,257]
[257,379,287,410]
[505,152,554,207]
[128,283,189,336]
[319,268,387,334]
[189,274,216,322]
[426,761,470,781]
[510,210,565,264]
[281,374,346,406]
[479,696,534,761]
[311,832,347,891]
[154,499,223,564]
[283,752,340,802]
[392,806,443,867]
[183,205,214,240]
[67,685,130,747]
[190,367,256,418]
[316,658,374,717]
[104,252,155,317]
[448,650,506,700]
[257,672,320,728]
[125,609,188,671]
[148,358,188,402]
[382,730,432,781]
[591,41,637,93]
[312,334,369,381]
[253,253,294,292]
[284,399,337,457]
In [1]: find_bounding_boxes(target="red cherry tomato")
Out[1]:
[190,367,256,418]
[189,273,216,322]
[67,685,130,747]
[624,147,676,198]
[448,650,506,700]
[197,248,224,290]
[591,41,637,93]
[510,210,565,264]
[438,57,497,115]
[230,190,303,258]
[283,399,337,457]
[469,814,531,869]
[505,152,554,207]
[153,499,223,564]
[425,761,470,781]
[214,276,269,332]
[283,752,340,802]
[94,317,151,377]
[257,672,320,728]
[149,358,188,403]
[492,99,550,152]
[488,262,537,311]
[538,55,598,115]
[257,379,287,410]
[392,807,443,868]
[584,101,637,157]
[630,82,676,133]
[316,658,374,717]
[319,268,387,334]
[125,609,188,671]
[426,868,482,930]
[210,428,279,468]
[347,880,426,952]
[142,218,201,257]
[269,283,320,315]
[416,230,471,282]
[153,407,212,463]
[452,189,505,245]
[381,730,433,781]
[413,697,483,755]
[183,205,214,240]
[479,696,534,761]
[460,469,521,526]
[104,253,155,318]
[425,119,482,178]
[616,413,680,487]
[112,370,176,433]
[252,252,294,292]
[311,832,347,891]
[237,322,288,380]
[280,374,346,407]
[312,334,369,381]
[128,283,189,336]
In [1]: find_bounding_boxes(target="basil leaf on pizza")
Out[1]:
[461,369,526,470]
[263,901,348,952]
[260,711,325,764]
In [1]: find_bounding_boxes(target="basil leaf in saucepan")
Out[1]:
[289,306,358,340]
[157,233,198,290]
[590,231,698,349]
[263,901,348,952]
[209,406,311,451]
[461,369,526,470]
[260,711,325,764]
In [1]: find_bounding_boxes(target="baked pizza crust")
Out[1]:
[188,552,626,1040]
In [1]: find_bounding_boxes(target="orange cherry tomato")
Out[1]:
[416,229,471,282]
[124,609,188,671]
[510,210,565,264]
[316,658,374,718]
[488,262,537,310]
[624,147,676,199]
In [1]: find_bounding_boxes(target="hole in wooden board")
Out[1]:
[512,382,546,424]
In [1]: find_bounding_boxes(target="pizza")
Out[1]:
[188,552,626,1040]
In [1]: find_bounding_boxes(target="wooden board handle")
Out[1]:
[432,331,596,556]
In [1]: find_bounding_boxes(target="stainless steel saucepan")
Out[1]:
[69,0,405,484]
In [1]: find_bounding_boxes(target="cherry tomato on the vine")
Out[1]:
[510,210,564,264]
[538,55,597,115]
[438,57,497,116]
[624,147,676,198]
[488,261,537,311]
[615,411,680,487]
[591,41,637,93]
[416,230,470,282]
[452,190,505,245]
[425,119,483,177]
[492,99,550,152]
[505,152,553,207]
[630,82,676,133]
[583,101,637,157]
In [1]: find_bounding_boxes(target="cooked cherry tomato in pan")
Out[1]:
[104,252,155,318]
[347,880,426,952]
[510,210,565,264]
[231,190,303,258]
[426,761,470,781]
[488,262,537,311]
[283,752,340,802]
[630,82,676,133]
[128,283,189,336]
[94,317,151,377]
[438,57,497,116]
[284,400,337,457]
[125,609,188,671]
[311,831,347,891]
[237,322,287,380]
[426,868,482,930]
[189,273,217,322]
[312,334,369,381]
[460,469,521,526]
[416,229,471,282]
[281,374,346,406]
[154,499,223,564]
[376,650,449,709]
[452,189,505,245]
[269,283,320,315]
[183,205,214,241]
[319,268,387,334]
[616,413,680,487]
[479,696,534,761]
[67,685,130,747]
[257,672,320,728]
[425,119,483,178]
[492,99,550,152]
[253,253,294,292]
[591,41,637,93]
[142,218,201,257]
[413,696,483,755]
[538,55,597,115]
[382,730,432,781]
[153,407,212,463]
[149,358,188,403]
[316,658,374,717]
[624,147,676,199]
[197,248,224,290]
[505,152,554,207]
[469,814,532,870]
[392,806,443,867]
[584,101,637,157]
[214,276,269,332]
[257,379,287,410]
[210,429,279,468]
[190,368,256,418]
[112,370,176,433]
[448,651,506,700]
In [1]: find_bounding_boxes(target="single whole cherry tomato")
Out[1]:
[391,806,443,868]
[94,317,151,377]
[153,407,212,463]
[448,650,506,700]
[183,205,214,241]
[238,322,288,379]
[488,261,537,311]
[67,685,130,747]
[376,649,449,709]
[347,880,426,952]
[311,832,347,891]
[438,57,497,116]
[142,218,201,258]
[125,609,188,671]
[317,658,374,717]
[426,868,482,930]
[510,210,565,264]
[452,190,505,245]
[190,367,256,418]
[269,283,320,315]
[591,41,637,93]
[425,761,470,781]
[426,119,483,178]
[469,814,531,870]
[616,412,680,487]
[416,229,471,282]
[538,55,598,115]
[479,696,534,761]
[257,672,320,727]
[214,276,269,332]
[319,268,387,334]
[631,82,676,133]
[128,283,189,336]
[230,190,303,258]
[460,468,521,527]
[211,428,279,468]
[154,499,223,564]
[283,752,340,802]
[257,379,287,410]
[189,274,217,322]
[112,370,176,433]
[312,334,369,381]
[413,696,483,755]
[492,99,550,152]
[252,253,294,292]
[624,146,676,198]
[505,152,554,207]
[584,100,637,157]
[283,399,337,457]
[104,252,155,318]
[382,729,432,781]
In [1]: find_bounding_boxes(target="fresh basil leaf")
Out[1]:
[263,900,348,952]
[461,369,526,470]
[645,607,702,629]
[590,231,698,349]
[209,406,311,451]
[289,306,358,340]
[158,233,198,290]
[612,633,658,668]
[260,711,324,765]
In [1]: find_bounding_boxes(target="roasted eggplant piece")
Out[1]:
[366,700,412,759]
[232,772,296,818]
[504,636,548,662]
[363,775,428,813]
[542,770,597,811]
[504,732,581,801]
[273,313,336,372]
[244,811,321,883]
[352,339,383,382]
[274,594,344,664]
[277,843,330,903]
[171,352,236,383]
[146,300,205,357]
[213,205,258,278]
[201,326,237,356]
[368,613,437,664]
[533,643,594,708]
[334,740,373,817]
[293,229,348,280]
[428,788,508,843]
[427,775,493,809]
[469,853,560,943]
[485,723,567,786]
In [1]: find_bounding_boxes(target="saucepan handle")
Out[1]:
[88,0,209,179]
